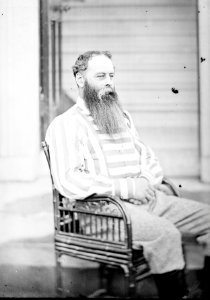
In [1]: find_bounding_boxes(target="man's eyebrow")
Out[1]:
[95,71,115,76]
[96,71,114,74]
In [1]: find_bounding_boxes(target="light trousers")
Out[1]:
[124,190,210,274]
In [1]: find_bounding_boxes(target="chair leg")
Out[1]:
[128,271,137,297]
[87,264,109,298]
[98,264,108,291]
[122,265,137,298]
[55,251,63,297]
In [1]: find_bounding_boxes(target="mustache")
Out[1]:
[98,86,117,101]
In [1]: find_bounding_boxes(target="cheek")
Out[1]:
[88,80,103,92]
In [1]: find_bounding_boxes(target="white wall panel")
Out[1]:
[60,0,198,177]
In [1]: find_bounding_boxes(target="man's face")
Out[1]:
[81,55,127,135]
[83,55,115,98]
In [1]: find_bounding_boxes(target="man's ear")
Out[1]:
[75,72,85,88]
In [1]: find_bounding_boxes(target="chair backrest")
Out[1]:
[41,141,54,186]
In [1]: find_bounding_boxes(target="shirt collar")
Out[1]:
[76,96,90,115]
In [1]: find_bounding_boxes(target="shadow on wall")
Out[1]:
[57,89,75,116]
[40,88,75,140]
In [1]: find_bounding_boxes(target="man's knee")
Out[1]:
[129,207,182,245]
[124,205,184,273]
[154,220,182,250]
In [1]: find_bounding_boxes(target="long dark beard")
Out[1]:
[83,81,127,135]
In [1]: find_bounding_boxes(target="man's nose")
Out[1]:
[105,76,113,87]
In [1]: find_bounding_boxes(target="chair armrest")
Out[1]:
[78,194,133,247]
[82,193,132,224]
[57,193,133,249]
[162,176,180,197]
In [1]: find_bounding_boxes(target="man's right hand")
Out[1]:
[131,177,156,204]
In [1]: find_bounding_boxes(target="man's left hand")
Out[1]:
[156,184,174,195]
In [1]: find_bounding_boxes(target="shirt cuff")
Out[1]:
[112,178,136,199]
[140,168,155,184]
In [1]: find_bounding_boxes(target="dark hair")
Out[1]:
[72,50,112,77]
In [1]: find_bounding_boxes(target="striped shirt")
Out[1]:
[45,97,163,200]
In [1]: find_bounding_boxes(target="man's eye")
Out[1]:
[97,74,105,78]
[110,74,114,78]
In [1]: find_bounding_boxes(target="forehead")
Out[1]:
[87,55,114,74]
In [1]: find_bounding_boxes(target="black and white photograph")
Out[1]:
[0,0,210,298]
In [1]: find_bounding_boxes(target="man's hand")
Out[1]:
[130,177,156,205]
[156,183,174,195]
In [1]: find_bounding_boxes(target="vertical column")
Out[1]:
[0,0,40,180]
[198,0,210,182]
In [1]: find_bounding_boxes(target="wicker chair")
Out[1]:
[42,141,182,298]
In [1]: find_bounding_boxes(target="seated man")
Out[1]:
[46,50,210,300]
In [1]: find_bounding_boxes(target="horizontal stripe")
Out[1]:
[105,148,136,156]
[99,137,132,144]
[96,128,127,135]
[99,132,131,140]
[109,165,141,177]
[103,142,135,151]
[107,160,140,168]
[106,153,139,163]
[111,172,141,179]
